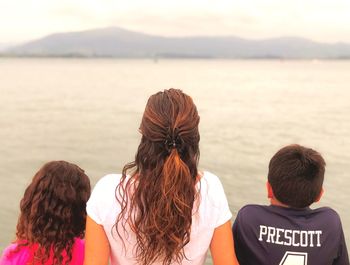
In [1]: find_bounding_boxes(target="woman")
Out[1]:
[0,161,91,265]
[85,89,238,265]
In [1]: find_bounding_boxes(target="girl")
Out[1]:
[0,160,91,265]
[85,89,239,265]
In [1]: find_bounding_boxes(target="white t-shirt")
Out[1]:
[86,171,232,265]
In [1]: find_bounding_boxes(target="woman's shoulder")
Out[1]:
[87,174,123,224]
[196,171,232,226]
[200,171,224,188]
[95,173,122,187]
[198,171,228,199]
[91,174,122,195]
[201,170,220,179]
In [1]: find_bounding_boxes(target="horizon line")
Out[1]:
[5,26,350,48]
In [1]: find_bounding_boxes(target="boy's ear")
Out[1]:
[266,181,274,199]
[315,188,324,202]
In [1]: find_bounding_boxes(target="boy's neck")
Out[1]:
[269,197,290,208]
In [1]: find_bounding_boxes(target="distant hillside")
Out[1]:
[3,27,350,59]
[0,43,13,52]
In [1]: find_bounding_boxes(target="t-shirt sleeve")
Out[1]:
[334,225,350,265]
[231,208,251,264]
[232,213,240,240]
[0,243,29,265]
[86,174,117,225]
[208,172,232,227]
[232,212,241,247]
[0,244,13,265]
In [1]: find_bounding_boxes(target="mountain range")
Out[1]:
[3,27,350,59]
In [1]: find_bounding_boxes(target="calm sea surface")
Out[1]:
[0,58,349,264]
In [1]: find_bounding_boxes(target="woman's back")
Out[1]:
[87,172,231,265]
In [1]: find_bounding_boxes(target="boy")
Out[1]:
[232,144,349,265]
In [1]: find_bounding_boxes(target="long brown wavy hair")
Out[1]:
[15,160,91,265]
[116,89,200,265]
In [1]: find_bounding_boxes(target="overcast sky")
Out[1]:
[1,0,350,44]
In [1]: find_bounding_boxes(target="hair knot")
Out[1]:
[164,127,183,153]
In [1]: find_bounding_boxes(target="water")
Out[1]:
[0,58,349,264]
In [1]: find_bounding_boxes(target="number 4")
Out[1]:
[279,251,308,265]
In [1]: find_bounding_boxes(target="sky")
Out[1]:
[1,0,350,45]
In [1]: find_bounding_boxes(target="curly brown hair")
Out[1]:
[15,160,91,265]
[116,89,200,265]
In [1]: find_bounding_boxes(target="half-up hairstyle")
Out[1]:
[15,161,91,265]
[116,88,200,265]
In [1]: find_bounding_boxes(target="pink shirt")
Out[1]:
[0,238,84,265]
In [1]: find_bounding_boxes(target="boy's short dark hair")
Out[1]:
[268,144,326,208]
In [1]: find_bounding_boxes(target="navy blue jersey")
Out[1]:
[232,205,349,265]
